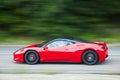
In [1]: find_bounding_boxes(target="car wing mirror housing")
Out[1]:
[43,46,48,50]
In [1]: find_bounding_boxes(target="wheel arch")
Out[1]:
[81,48,99,63]
[24,49,40,62]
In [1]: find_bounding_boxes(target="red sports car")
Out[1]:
[13,38,108,65]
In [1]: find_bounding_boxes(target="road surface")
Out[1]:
[0,45,120,74]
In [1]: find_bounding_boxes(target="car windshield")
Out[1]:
[37,40,49,48]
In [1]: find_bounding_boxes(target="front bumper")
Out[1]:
[13,52,24,62]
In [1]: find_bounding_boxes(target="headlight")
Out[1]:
[14,48,25,54]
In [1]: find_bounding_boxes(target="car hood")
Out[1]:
[25,44,40,48]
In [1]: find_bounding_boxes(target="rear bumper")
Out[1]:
[106,54,108,58]
[97,49,108,62]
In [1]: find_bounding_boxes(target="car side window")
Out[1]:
[47,40,72,48]
[66,41,74,45]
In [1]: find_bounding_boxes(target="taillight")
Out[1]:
[101,46,106,49]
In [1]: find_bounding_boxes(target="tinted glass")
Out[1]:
[47,40,71,48]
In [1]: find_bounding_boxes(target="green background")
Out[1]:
[0,0,120,44]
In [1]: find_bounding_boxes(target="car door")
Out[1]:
[41,40,73,62]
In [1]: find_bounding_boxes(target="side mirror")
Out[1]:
[43,46,48,50]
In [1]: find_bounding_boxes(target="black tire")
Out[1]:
[24,50,39,65]
[82,50,98,65]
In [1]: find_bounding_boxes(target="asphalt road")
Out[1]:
[0,45,120,74]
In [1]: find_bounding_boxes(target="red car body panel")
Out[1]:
[13,41,108,63]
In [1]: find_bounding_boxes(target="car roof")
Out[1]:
[52,38,78,41]
[51,37,94,43]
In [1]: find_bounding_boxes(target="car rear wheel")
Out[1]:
[82,50,98,65]
[24,51,39,65]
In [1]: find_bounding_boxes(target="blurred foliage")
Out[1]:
[0,0,120,42]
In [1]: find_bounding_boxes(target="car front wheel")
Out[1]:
[24,51,39,65]
[82,50,98,65]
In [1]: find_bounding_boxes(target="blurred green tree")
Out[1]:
[0,0,120,40]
